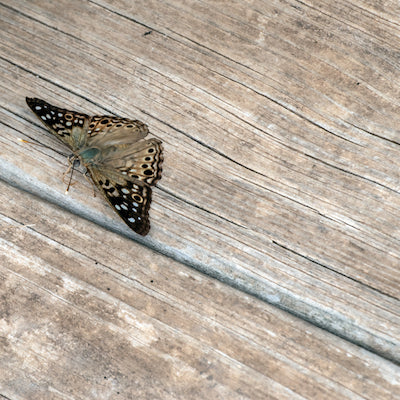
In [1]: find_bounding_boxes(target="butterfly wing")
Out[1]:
[87,115,149,144]
[87,166,153,236]
[83,134,163,235]
[26,97,89,150]
[84,117,163,185]
[101,139,163,186]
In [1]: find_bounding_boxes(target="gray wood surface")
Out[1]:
[0,0,399,398]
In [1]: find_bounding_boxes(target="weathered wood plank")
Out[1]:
[1,0,399,364]
[1,180,399,399]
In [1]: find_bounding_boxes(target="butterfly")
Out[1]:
[26,97,163,236]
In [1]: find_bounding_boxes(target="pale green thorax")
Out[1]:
[78,147,101,165]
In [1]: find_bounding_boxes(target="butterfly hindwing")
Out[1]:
[26,97,89,150]
[101,138,163,185]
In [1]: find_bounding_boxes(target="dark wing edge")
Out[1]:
[26,97,89,149]
[87,166,153,236]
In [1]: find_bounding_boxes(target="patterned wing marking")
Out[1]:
[26,97,89,150]
[88,167,152,235]
[101,139,163,186]
[87,116,149,144]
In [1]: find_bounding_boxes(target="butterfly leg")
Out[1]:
[62,163,73,185]
[84,171,97,197]
[62,155,80,192]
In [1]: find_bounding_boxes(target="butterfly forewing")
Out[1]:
[26,97,89,150]
[87,116,149,144]
[25,97,163,235]
[88,167,152,235]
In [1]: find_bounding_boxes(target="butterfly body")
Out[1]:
[78,147,102,164]
[26,97,163,235]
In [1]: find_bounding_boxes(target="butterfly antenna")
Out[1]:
[18,137,53,150]
[18,138,69,157]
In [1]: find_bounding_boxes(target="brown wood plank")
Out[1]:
[0,0,399,396]
[0,0,399,362]
[0,180,398,399]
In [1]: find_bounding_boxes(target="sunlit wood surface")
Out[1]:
[0,0,399,398]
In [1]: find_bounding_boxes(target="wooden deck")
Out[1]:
[1,0,399,398]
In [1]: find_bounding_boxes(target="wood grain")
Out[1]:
[0,0,399,398]
[1,181,398,399]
